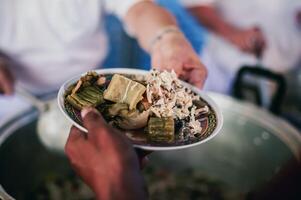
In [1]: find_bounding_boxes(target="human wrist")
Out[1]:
[150,29,185,56]
[148,25,183,53]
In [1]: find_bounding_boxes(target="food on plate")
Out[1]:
[107,103,150,130]
[148,117,174,142]
[64,69,210,143]
[66,86,104,110]
[104,74,146,110]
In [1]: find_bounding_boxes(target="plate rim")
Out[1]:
[57,68,223,151]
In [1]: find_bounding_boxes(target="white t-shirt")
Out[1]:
[180,0,301,73]
[0,0,141,94]
[180,0,301,93]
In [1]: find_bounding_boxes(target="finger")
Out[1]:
[241,35,253,52]
[81,107,134,152]
[151,55,163,70]
[81,106,105,127]
[0,72,14,95]
[186,65,207,89]
[68,126,86,142]
[155,59,183,76]
[249,33,265,56]
[246,37,256,53]
[65,126,86,155]
[250,29,265,52]
[81,107,110,140]
[256,32,266,50]
[170,62,184,77]
[182,58,199,70]
[234,35,249,53]
[190,74,206,88]
[165,56,186,76]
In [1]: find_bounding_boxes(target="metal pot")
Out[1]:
[0,93,300,200]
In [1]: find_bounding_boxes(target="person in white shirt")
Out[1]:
[180,0,301,93]
[0,0,209,122]
[0,0,207,96]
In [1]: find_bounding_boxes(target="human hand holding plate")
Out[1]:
[65,107,147,200]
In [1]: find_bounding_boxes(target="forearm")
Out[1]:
[188,6,237,37]
[124,1,177,52]
[123,1,207,88]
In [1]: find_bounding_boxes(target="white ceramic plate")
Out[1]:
[58,68,223,151]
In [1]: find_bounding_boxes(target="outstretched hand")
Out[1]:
[151,32,207,88]
[65,107,148,200]
[225,27,266,57]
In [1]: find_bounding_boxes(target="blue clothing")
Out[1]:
[103,0,207,69]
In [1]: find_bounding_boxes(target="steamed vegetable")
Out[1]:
[66,86,104,110]
[103,74,146,110]
[148,117,174,142]
[115,110,150,130]
[107,103,150,130]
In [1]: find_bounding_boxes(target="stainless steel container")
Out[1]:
[0,93,300,200]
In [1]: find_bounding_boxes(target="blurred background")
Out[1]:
[0,0,300,199]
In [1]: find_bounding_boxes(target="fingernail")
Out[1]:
[81,107,98,118]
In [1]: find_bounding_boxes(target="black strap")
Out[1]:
[232,66,286,115]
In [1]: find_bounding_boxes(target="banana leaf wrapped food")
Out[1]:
[106,103,150,130]
[65,72,106,110]
[148,117,174,142]
[66,86,104,110]
[104,74,146,110]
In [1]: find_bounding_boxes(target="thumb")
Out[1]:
[189,66,207,89]
[81,107,108,137]
[65,126,86,155]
